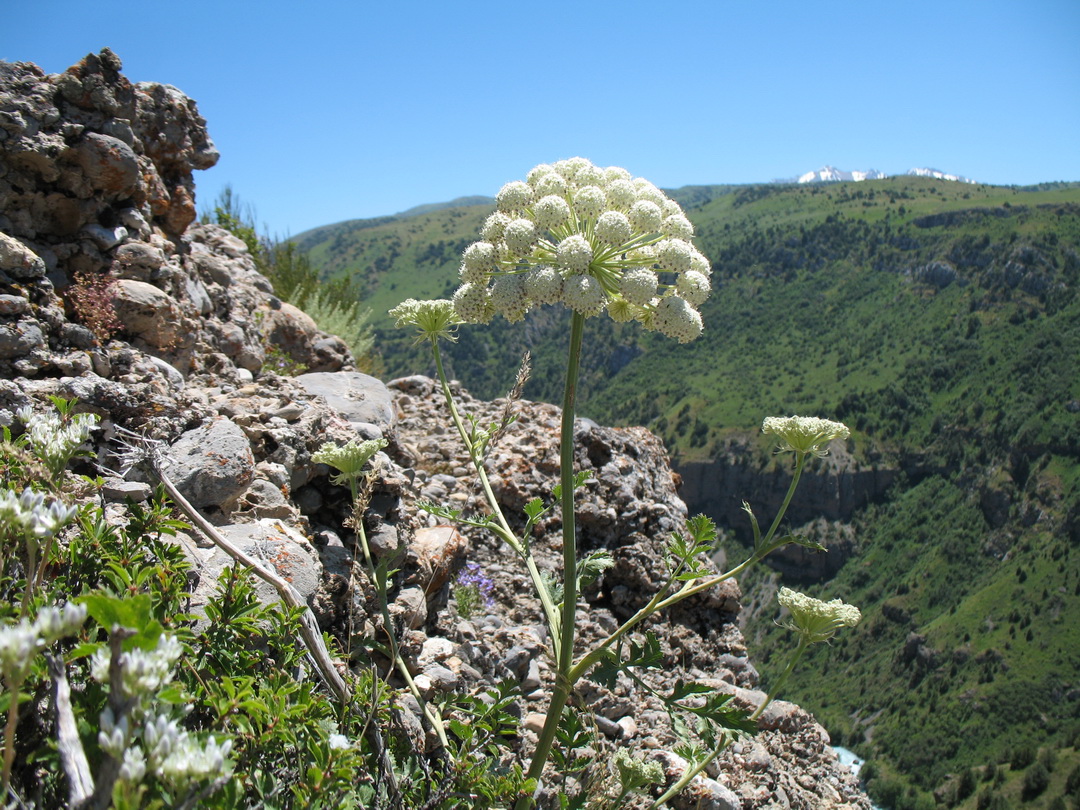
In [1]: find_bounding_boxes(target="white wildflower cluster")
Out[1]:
[450,158,712,343]
[16,406,98,475]
[0,602,86,683]
[761,415,850,458]
[388,298,464,344]
[0,488,78,543]
[776,586,861,644]
[311,437,388,485]
[100,707,233,789]
[93,632,233,788]
[92,632,183,695]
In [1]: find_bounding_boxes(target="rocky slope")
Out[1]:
[0,50,870,809]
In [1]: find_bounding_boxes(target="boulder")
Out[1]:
[163,416,254,509]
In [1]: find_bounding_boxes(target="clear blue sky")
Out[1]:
[5,0,1079,238]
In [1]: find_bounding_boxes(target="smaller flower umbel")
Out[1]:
[762,415,849,458]
[388,298,463,345]
[312,438,387,496]
[776,587,861,645]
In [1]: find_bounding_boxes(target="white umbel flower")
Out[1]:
[656,238,694,272]
[526,164,556,185]
[480,212,512,243]
[504,218,537,257]
[595,210,632,246]
[534,195,571,230]
[463,241,498,274]
[496,180,534,213]
[652,295,703,343]
[634,180,666,208]
[452,282,494,324]
[575,163,607,188]
[662,213,694,239]
[605,179,637,211]
[777,587,861,643]
[563,274,606,316]
[573,185,606,220]
[524,265,564,304]
[491,273,529,322]
[628,200,663,233]
[761,416,850,457]
[554,156,592,182]
[603,166,632,184]
[534,171,569,197]
[619,268,659,306]
[556,234,593,273]
[676,270,711,306]
[689,249,711,276]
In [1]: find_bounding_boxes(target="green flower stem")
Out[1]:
[648,630,809,809]
[757,452,807,556]
[649,735,731,809]
[349,479,449,751]
[750,634,810,722]
[429,338,561,641]
[518,312,586,808]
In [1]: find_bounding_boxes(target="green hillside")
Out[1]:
[296,178,1080,808]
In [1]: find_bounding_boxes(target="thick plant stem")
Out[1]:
[518,313,586,808]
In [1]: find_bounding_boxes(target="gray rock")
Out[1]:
[82,223,127,250]
[112,279,183,349]
[188,519,321,615]
[0,320,45,359]
[0,232,45,279]
[163,416,254,509]
[0,294,29,316]
[295,371,395,432]
[74,132,140,197]
[102,479,152,502]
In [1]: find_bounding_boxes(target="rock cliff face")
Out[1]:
[0,51,870,809]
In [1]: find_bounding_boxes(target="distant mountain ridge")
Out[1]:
[774,165,978,184]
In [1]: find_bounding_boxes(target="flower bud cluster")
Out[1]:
[450,158,711,342]
[312,437,388,486]
[777,586,861,644]
[0,488,78,543]
[0,602,86,683]
[761,415,850,458]
[389,298,464,344]
[93,632,233,788]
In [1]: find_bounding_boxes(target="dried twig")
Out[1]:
[112,427,349,703]
[45,654,94,806]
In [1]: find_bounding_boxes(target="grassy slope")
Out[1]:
[297,178,1080,805]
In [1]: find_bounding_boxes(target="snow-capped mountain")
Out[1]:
[774,166,978,184]
[905,167,977,184]
[796,166,888,183]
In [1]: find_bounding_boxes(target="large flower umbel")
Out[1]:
[452,158,711,343]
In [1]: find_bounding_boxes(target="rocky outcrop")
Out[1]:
[0,49,352,384]
[0,52,870,809]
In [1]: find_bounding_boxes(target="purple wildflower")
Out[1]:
[454,562,495,618]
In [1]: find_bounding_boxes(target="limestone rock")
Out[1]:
[163,416,254,509]
[295,371,395,432]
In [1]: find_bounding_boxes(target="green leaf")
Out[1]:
[742,500,762,548]
[577,550,614,589]
[782,533,828,552]
[79,593,153,633]
[523,498,546,521]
